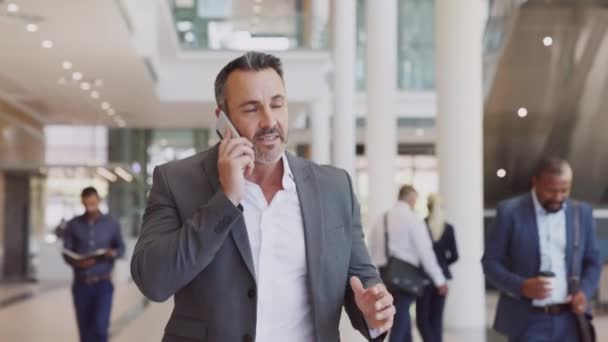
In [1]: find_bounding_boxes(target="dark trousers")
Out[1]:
[72,280,114,342]
[508,311,579,342]
[415,285,446,342]
[389,290,417,342]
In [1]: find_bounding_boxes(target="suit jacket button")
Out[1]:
[242,334,253,342]
[247,288,256,299]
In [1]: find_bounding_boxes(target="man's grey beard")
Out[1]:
[253,140,286,165]
[252,125,287,164]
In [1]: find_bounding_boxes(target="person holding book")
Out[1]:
[63,186,125,342]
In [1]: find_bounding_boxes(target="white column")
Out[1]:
[310,99,331,165]
[366,0,398,223]
[436,0,486,337]
[332,0,357,179]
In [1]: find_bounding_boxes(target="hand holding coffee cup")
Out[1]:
[522,271,554,300]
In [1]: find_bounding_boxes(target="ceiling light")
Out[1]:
[250,16,260,26]
[90,91,100,99]
[117,121,126,128]
[26,24,38,32]
[57,77,67,85]
[72,72,83,81]
[543,36,553,47]
[184,32,195,43]
[7,3,19,13]
[42,40,54,48]
[415,128,424,137]
[62,61,72,70]
[101,102,110,110]
[254,0,262,3]
[253,4,262,14]
[107,108,116,116]
[517,107,528,118]
[94,79,104,87]
[176,21,193,32]
[80,82,91,91]
[497,169,507,178]
[96,167,118,182]
[114,167,133,182]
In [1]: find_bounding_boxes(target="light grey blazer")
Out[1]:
[131,145,384,342]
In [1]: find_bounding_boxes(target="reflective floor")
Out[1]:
[0,278,607,341]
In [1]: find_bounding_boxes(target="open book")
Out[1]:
[62,248,109,263]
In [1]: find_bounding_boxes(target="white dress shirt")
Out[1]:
[531,190,569,306]
[370,201,446,286]
[241,154,315,341]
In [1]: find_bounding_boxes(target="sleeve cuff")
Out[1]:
[369,327,383,339]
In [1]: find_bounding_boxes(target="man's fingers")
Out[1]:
[350,276,365,296]
[375,305,396,321]
[223,138,253,158]
[374,293,393,311]
[233,155,254,170]
[227,144,255,160]
[377,316,394,333]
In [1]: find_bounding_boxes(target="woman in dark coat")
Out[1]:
[416,194,459,342]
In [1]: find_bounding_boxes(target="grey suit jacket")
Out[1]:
[131,145,384,342]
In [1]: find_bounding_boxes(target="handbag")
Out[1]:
[380,213,430,297]
[570,202,597,342]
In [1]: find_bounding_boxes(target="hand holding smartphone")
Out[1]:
[216,111,255,205]
[216,111,241,139]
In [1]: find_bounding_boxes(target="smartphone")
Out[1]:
[216,111,240,139]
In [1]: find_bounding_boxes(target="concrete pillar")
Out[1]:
[436,0,486,336]
[332,0,357,179]
[366,0,398,223]
[310,99,331,164]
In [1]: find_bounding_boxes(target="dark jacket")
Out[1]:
[425,221,459,280]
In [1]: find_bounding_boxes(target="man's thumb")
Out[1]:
[350,276,365,295]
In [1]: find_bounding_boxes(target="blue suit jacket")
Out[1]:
[481,193,602,337]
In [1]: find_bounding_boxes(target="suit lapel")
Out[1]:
[565,200,575,280]
[523,193,541,273]
[201,144,256,281]
[287,153,323,336]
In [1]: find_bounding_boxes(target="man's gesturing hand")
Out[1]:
[350,276,395,334]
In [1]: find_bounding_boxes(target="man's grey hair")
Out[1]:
[214,51,284,113]
[533,157,572,178]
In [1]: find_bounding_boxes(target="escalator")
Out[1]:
[483,0,608,207]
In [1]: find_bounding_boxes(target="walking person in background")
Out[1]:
[370,185,448,342]
[482,158,601,341]
[416,194,458,342]
[63,187,125,342]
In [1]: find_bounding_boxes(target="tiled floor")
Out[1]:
[1,281,608,341]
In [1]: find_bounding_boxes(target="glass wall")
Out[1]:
[170,0,329,50]
[170,0,436,91]
[108,128,210,236]
[356,0,436,91]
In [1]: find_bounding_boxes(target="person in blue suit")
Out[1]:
[482,158,602,342]
[416,194,459,342]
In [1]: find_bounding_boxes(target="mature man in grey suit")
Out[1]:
[131,51,395,342]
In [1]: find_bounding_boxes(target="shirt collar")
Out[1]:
[531,189,566,215]
[396,200,413,212]
[281,153,296,191]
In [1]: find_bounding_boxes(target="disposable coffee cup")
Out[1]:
[538,271,556,293]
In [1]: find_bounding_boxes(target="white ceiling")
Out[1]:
[0,0,220,128]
